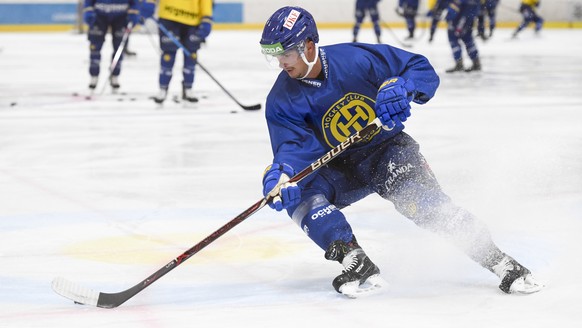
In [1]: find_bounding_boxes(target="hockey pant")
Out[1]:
[87,14,127,77]
[447,17,479,62]
[289,132,504,269]
[353,0,381,38]
[158,18,202,89]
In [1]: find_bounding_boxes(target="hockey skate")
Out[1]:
[446,60,464,73]
[182,83,199,103]
[325,238,385,298]
[110,76,120,93]
[465,58,481,72]
[89,76,98,90]
[152,88,168,104]
[492,255,544,294]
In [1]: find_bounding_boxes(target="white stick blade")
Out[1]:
[51,277,99,306]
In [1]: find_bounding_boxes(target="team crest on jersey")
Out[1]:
[321,93,378,148]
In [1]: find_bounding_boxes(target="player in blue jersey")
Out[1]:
[476,0,499,39]
[352,0,382,43]
[444,0,481,73]
[259,6,542,297]
[82,0,140,91]
[512,0,544,39]
[427,0,450,43]
[397,0,419,40]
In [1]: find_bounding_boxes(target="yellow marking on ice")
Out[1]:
[62,233,293,265]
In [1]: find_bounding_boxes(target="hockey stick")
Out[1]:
[381,21,413,48]
[51,118,383,308]
[98,22,134,96]
[155,20,262,111]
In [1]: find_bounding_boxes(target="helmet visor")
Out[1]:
[261,40,305,69]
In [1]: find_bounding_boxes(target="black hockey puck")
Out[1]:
[74,301,83,305]
[10,102,17,107]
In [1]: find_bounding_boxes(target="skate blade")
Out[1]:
[509,274,544,294]
[339,274,387,298]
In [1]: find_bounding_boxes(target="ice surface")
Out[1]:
[1,27,581,327]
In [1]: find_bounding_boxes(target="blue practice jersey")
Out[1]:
[265,43,439,185]
[84,0,139,17]
[446,0,481,22]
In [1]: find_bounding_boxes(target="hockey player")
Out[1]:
[427,0,450,43]
[352,0,382,43]
[150,0,213,104]
[259,6,542,297]
[445,0,481,73]
[512,0,544,39]
[83,0,140,91]
[476,0,499,39]
[397,0,419,40]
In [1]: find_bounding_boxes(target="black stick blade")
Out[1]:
[242,103,262,111]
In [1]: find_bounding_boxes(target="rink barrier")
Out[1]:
[0,1,243,31]
[1,21,581,33]
[1,1,581,32]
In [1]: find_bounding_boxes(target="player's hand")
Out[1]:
[262,163,301,211]
[196,16,213,40]
[375,77,416,129]
[83,7,96,27]
[127,10,140,26]
[139,0,156,22]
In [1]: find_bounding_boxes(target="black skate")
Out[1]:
[492,255,543,294]
[152,88,168,104]
[465,58,481,72]
[110,76,120,92]
[325,238,385,298]
[446,60,464,73]
[89,76,98,90]
[182,83,199,103]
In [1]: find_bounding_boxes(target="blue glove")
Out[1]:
[127,9,140,26]
[262,163,301,212]
[83,7,96,27]
[140,0,156,21]
[375,77,416,129]
[196,16,213,40]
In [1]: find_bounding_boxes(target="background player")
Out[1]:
[476,0,499,39]
[444,0,481,73]
[427,0,450,43]
[352,0,383,43]
[512,0,544,38]
[149,0,213,104]
[397,0,419,40]
[82,0,140,91]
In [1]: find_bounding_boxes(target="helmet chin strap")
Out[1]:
[298,44,319,80]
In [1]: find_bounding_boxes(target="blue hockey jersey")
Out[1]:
[265,43,439,184]
[84,0,139,17]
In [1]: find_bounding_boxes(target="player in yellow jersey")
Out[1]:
[142,0,213,103]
